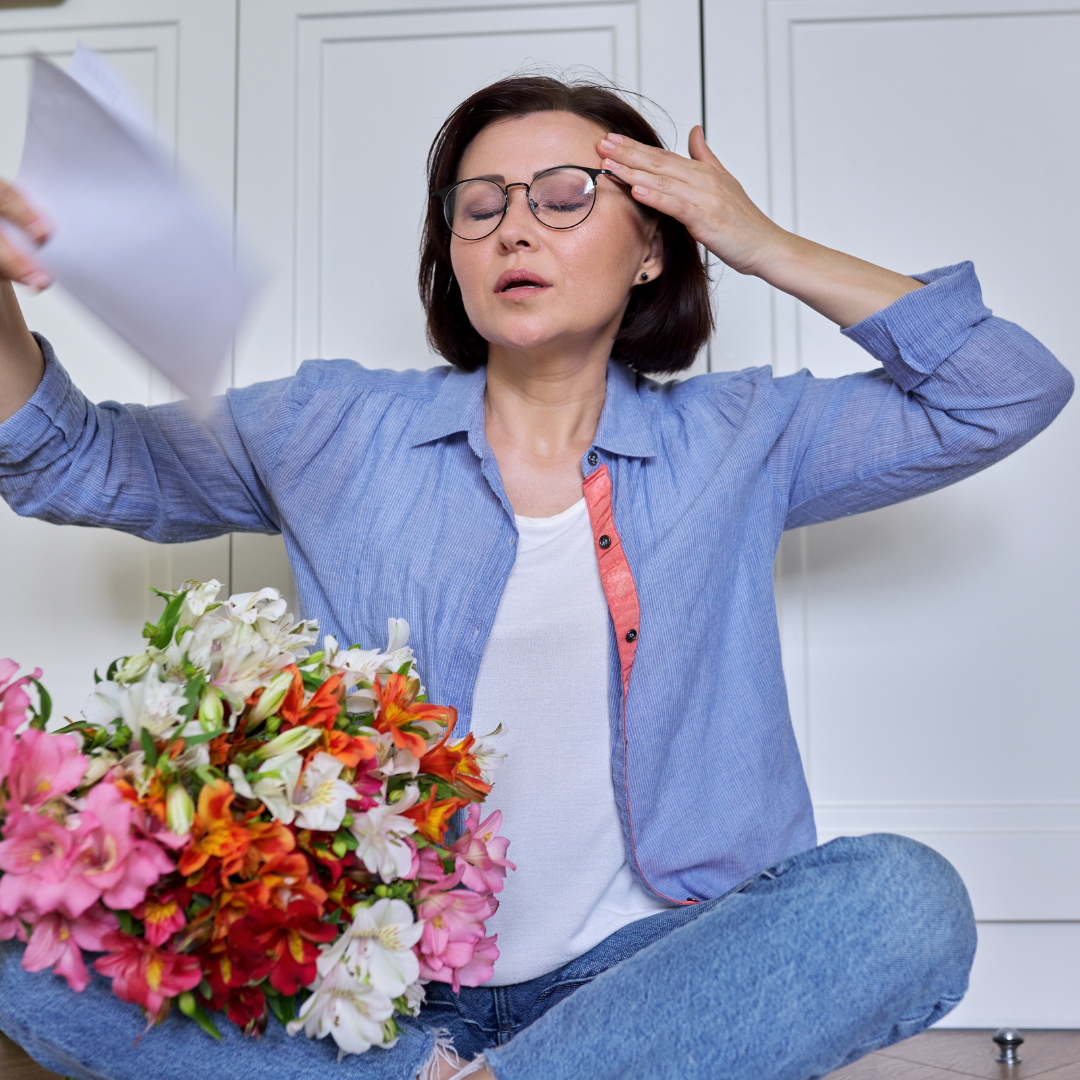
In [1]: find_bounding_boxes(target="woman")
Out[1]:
[0,76,1072,1080]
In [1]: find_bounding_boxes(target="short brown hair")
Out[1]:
[419,76,713,374]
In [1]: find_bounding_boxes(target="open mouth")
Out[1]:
[494,269,551,293]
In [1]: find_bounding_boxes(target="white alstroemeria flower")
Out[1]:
[80,748,119,788]
[316,898,422,997]
[210,623,294,711]
[116,652,152,684]
[286,962,396,1057]
[251,725,322,762]
[82,668,188,739]
[228,587,287,625]
[366,732,420,778]
[228,752,304,823]
[349,786,419,883]
[472,725,507,784]
[292,752,355,832]
[402,980,425,1017]
[179,578,224,620]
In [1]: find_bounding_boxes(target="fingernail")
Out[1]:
[27,217,52,243]
[600,139,616,153]
[632,185,649,197]
[607,133,624,144]
[603,158,621,170]
[22,269,51,289]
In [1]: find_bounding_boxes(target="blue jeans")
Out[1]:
[0,834,976,1080]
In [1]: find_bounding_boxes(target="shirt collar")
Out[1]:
[592,360,658,459]
[409,359,657,459]
[409,365,487,447]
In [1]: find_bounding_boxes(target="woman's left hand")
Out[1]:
[597,126,788,277]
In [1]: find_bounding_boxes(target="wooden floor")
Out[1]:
[1,1027,1078,1078]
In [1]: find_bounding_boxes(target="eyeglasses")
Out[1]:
[435,166,625,241]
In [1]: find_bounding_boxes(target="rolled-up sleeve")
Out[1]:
[0,335,286,541]
[781,261,1074,528]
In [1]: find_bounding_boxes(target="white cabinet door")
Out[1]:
[706,0,1080,1027]
[232,0,704,608]
[0,1,237,722]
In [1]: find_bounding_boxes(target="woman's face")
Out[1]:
[449,111,661,363]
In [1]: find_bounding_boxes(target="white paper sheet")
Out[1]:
[5,47,259,402]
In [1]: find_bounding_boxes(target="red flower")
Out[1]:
[231,899,337,995]
[133,887,191,947]
[94,931,201,1020]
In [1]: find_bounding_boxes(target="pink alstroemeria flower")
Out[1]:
[0,912,27,943]
[448,805,515,896]
[0,811,79,917]
[132,889,188,947]
[453,932,499,988]
[415,882,498,993]
[0,659,39,732]
[21,905,119,992]
[65,784,175,917]
[5,728,87,812]
[94,931,202,1018]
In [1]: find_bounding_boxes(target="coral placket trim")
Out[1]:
[582,464,691,907]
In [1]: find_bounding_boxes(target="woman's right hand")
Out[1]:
[0,178,52,289]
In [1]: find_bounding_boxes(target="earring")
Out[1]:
[640,273,648,281]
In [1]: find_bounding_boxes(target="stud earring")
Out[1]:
[640,273,648,281]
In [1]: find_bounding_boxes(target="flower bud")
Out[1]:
[250,724,321,762]
[249,670,295,726]
[198,686,224,732]
[166,784,195,836]
[332,837,348,859]
[118,653,152,683]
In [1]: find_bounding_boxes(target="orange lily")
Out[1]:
[322,728,376,769]
[402,787,469,844]
[178,779,251,878]
[373,673,456,759]
[419,731,491,800]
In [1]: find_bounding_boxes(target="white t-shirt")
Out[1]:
[471,497,672,986]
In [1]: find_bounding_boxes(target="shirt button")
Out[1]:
[598,535,611,549]
[587,450,599,466]
[625,628,637,643]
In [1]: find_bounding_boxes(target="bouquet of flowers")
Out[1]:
[0,580,511,1057]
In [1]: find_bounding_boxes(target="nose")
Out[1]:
[495,183,540,247]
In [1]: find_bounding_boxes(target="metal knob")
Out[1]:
[993,1028,1024,1065]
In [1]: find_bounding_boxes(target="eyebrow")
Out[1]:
[463,168,559,184]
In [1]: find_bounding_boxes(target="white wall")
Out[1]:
[705,0,1080,1028]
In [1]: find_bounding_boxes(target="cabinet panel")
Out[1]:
[707,0,1080,1022]
[0,1,236,722]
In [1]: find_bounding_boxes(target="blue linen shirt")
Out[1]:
[0,261,1072,903]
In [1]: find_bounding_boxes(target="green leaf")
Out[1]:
[178,992,222,1041]
[117,911,139,936]
[53,720,96,735]
[180,729,220,748]
[396,662,411,676]
[110,725,133,751]
[140,727,159,768]
[29,677,51,725]
[180,673,206,723]
[142,589,189,650]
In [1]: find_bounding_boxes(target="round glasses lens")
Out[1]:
[445,179,506,239]
[529,169,597,228]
